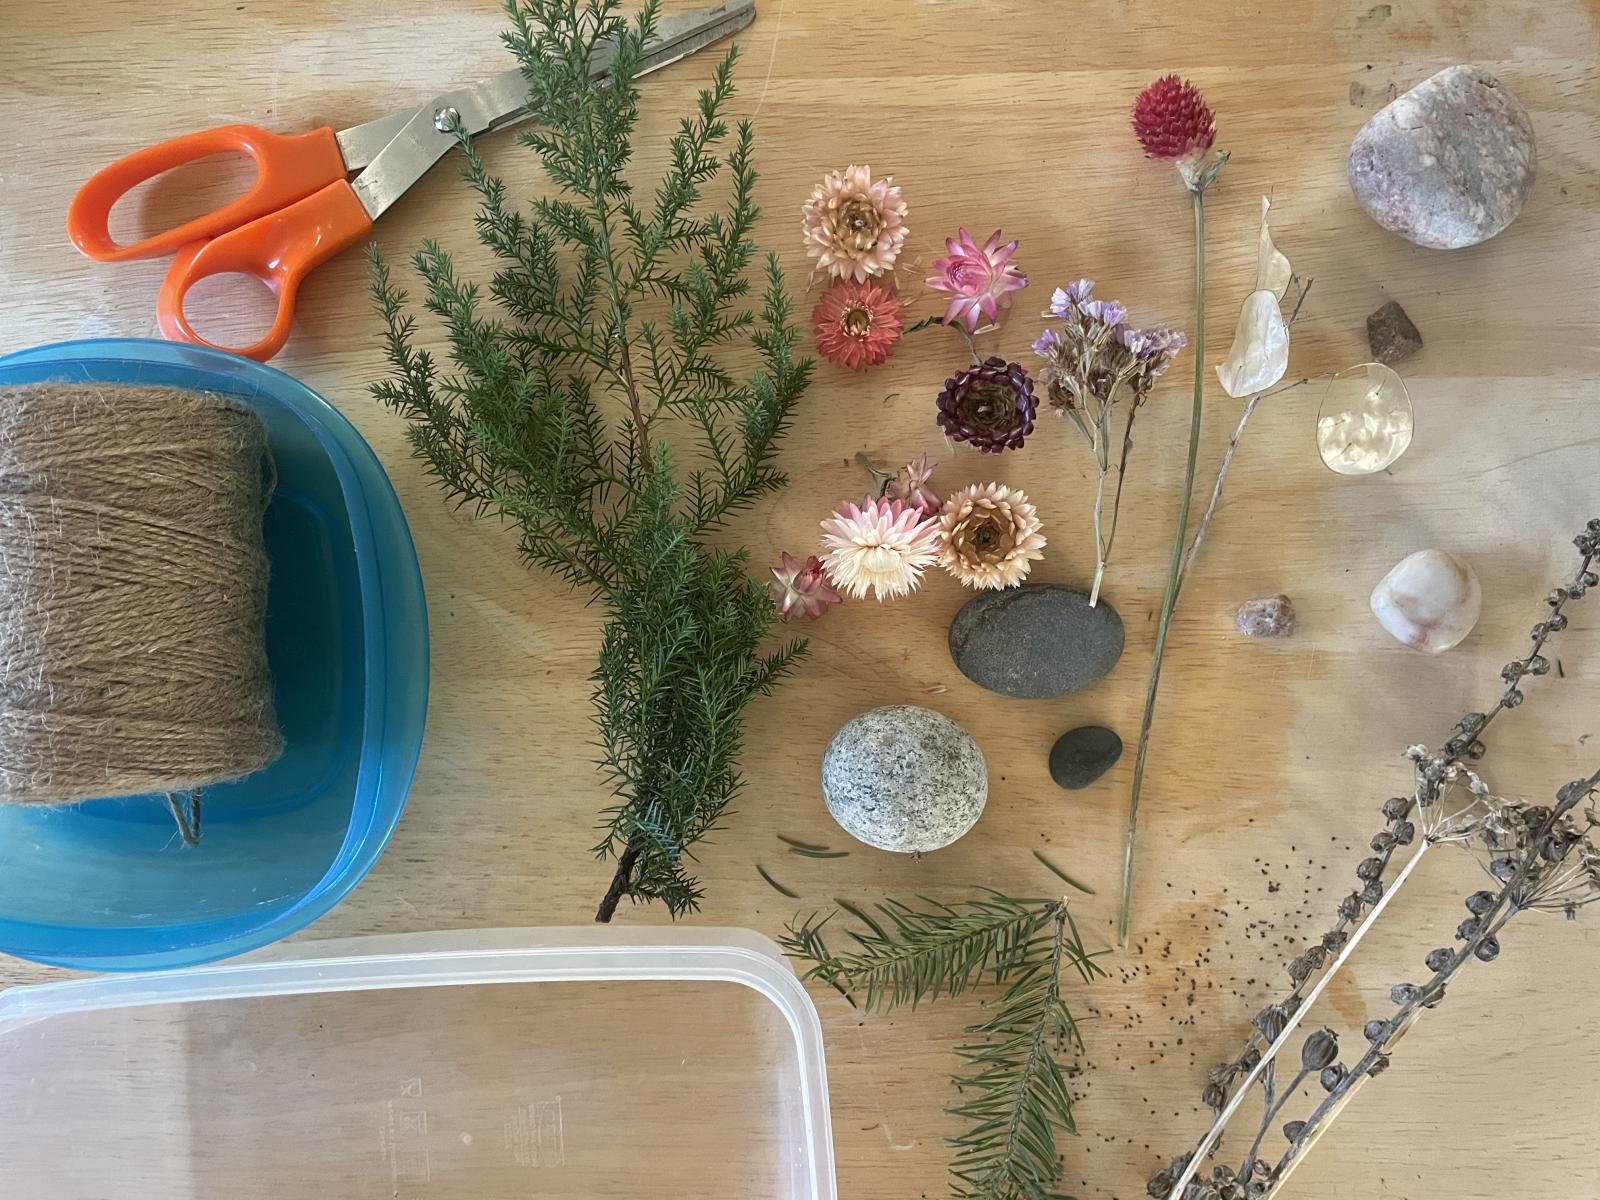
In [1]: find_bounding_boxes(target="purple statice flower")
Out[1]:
[1049,278,1095,316]
[1079,298,1127,327]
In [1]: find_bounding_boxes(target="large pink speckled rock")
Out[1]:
[1348,65,1536,250]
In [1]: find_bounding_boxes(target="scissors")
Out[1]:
[66,1,755,362]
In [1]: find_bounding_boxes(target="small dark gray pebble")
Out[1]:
[1049,725,1122,790]
[949,585,1124,699]
[1365,301,1423,365]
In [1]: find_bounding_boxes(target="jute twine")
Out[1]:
[0,384,283,829]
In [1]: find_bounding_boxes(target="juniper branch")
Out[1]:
[370,0,808,920]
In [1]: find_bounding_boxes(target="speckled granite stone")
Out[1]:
[821,705,986,853]
[1348,65,1536,249]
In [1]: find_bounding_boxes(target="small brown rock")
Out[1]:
[1235,595,1296,639]
[1365,301,1423,364]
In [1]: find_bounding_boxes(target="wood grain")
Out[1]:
[3,1,1599,1197]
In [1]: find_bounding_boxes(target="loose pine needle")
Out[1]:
[777,833,831,852]
[1033,850,1095,895]
[757,863,799,898]
[789,847,850,859]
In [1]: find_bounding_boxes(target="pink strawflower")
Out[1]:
[812,279,904,371]
[820,496,942,601]
[1131,75,1216,169]
[801,165,909,282]
[769,551,843,621]
[925,228,1028,333]
[884,454,941,519]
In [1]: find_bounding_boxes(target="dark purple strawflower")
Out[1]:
[935,356,1037,453]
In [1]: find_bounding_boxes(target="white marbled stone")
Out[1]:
[821,705,987,853]
[1370,549,1481,654]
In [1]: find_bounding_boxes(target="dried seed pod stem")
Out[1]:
[1156,523,1600,1200]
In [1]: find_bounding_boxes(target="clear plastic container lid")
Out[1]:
[0,927,836,1199]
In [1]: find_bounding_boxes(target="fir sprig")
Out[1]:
[783,894,1106,1200]
[370,0,811,919]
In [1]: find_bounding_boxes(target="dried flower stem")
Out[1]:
[1087,378,1127,606]
[1154,523,1600,1200]
[1119,181,1213,947]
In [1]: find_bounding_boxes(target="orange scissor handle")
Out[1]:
[67,123,346,262]
[156,180,374,362]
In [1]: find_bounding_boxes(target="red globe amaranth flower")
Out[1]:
[812,279,904,371]
[1131,74,1216,162]
[934,356,1038,453]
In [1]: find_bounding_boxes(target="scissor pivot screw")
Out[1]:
[433,106,461,133]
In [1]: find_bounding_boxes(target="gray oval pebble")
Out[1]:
[948,584,1124,699]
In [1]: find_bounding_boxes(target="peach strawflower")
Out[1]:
[812,279,903,371]
[820,496,941,601]
[801,165,909,282]
[937,483,1046,590]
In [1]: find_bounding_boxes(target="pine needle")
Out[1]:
[789,847,850,859]
[777,834,832,852]
[782,892,1106,1200]
[756,863,798,898]
[1032,851,1095,896]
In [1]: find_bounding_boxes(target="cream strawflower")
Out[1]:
[801,165,909,282]
[938,483,1046,589]
[820,496,941,601]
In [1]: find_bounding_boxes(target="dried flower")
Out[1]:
[819,496,941,601]
[934,356,1037,453]
[925,228,1028,333]
[1119,72,1229,951]
[1131,74,1216,170]
[937,482,1045,590]
[769,551,842,621]
[812,279,904,371]
[1033,279,1184,603]
[800,164,909,282]
[884,454,941,519]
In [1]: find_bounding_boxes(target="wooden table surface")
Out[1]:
[4,1,1599,1197]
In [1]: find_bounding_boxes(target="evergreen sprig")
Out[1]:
[783,894,1106,1200]
[370,0,811,920]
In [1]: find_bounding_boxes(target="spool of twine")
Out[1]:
[0,383,283,825]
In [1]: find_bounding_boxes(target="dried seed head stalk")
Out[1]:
[1153,520,1600,1200]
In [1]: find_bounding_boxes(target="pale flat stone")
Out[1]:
[1348,65,1536,249]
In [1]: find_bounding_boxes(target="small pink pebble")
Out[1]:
[1235,595,1296,639]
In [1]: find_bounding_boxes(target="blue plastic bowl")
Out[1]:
[0,339,428,971]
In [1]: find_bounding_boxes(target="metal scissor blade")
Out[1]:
[346,0,755,218]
